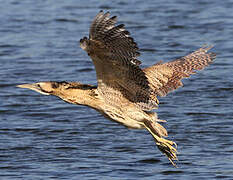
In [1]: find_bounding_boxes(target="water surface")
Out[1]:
[1,0,233,179]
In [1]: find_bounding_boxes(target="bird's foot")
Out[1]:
[155,136,178,167]
[144,121,178,167]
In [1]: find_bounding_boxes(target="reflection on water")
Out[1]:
[1,0,233,179]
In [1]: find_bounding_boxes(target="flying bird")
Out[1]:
[18,11,216,166]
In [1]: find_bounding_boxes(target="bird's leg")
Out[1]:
[154,135,178,167]
[144,122,178,167]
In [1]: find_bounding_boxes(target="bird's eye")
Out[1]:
[51,82,59,89]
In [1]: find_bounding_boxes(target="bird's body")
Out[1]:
[18,11,216,166]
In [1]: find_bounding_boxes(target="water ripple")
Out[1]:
[1,0,233,179]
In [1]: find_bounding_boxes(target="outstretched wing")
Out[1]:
[89,10,141,66]
[84,11,216,111]
[87,11,157,110]
[143,46,216,103]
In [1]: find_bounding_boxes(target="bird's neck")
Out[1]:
[53,84,100,109]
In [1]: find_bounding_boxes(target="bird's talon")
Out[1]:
[155,137,178,167]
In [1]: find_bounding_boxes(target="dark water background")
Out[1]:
[1,0,233,179]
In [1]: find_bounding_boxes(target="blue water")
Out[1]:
[1,0,233,179]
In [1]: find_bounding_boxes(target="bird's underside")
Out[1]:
[18,11,216,167]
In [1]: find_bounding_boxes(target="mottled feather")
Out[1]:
[85,11,216,111]
[89,10,141,65]
[144,46,216,105]
[86,11,158,110]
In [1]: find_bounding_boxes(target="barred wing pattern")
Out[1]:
[144,46,216,99]
[88,11,158,110]
[89,10,141,66]
[87,11,216,111]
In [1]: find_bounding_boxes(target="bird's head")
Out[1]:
[80,36,90,52]
[17,81,97,105]
[17,81,70,96]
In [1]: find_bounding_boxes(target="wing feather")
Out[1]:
[89,11,141,66]
[82,11,216,111]
[86,11,156,110]
[144,46,216,102]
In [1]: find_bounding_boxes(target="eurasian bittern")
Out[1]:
[18,11,216,167]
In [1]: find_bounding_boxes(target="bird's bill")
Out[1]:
[17,83,50,95]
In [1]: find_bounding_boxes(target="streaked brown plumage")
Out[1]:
[18,11,216,167]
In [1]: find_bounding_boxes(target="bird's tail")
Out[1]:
[144,120,178,167]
